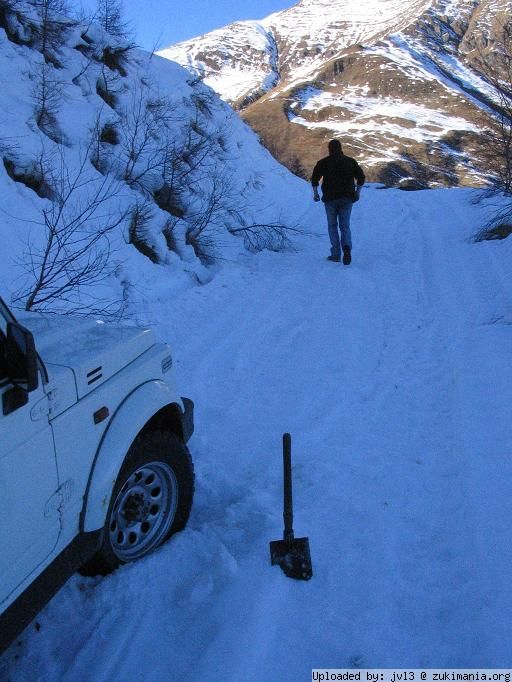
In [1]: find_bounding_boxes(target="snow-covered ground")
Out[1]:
[2,185,512,678]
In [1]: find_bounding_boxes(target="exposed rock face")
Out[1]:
[159,0,512,186]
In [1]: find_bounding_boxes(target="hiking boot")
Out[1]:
[342,246,352,265]
[327,255,341,262]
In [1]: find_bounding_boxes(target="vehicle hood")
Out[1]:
[20,314,155,399]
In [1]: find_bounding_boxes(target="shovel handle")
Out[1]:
[283,433,294,542]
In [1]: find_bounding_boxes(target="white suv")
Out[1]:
[0,297,194,653]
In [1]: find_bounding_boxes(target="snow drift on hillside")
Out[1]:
[0,1,306,313]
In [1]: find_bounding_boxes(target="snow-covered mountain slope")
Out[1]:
[160,20,280,109]
[2,186,512,677]
[159,0,434,104]
[0,1,306,313]
[159,0,512,187]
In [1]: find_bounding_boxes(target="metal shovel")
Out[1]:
[269,433,313,581]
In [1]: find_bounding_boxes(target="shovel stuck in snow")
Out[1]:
[269,433,313,581]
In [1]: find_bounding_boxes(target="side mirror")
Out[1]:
[5,322,39,393]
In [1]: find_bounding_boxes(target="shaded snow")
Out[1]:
[0,12,306,307]
[2,186,512,677]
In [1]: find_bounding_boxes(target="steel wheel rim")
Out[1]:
[109,461,178,561]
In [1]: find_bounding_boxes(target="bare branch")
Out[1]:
[13,141,129,315]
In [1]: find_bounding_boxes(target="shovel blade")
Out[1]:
[269,537,313,581]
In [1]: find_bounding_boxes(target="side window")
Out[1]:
[0,331,7,381]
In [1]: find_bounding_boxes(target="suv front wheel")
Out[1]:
[82,431,194,575]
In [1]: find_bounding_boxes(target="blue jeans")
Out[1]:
[325,198,353,257]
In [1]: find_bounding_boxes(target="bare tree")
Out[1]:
[0,0,17,30]
[96,0,129,39]
[183,166,232,263]
[28,0,70,61]
[13,141,130,315]
[32,62,65,141]
[112,86,219,196]
[119,90,175,189]
[127,199,159,263]
[91,76,301,266]
[1,0,71,53]
[475,21,512,195]
[228,220,305,253]
[2,137,55,199]
[472,21,512,235]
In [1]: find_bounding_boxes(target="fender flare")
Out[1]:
[80,380,183,533]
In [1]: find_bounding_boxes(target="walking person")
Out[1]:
[311,139,365,265]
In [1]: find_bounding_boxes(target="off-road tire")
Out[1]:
[81,431,194,575]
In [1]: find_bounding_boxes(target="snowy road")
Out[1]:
[3,187,512,679]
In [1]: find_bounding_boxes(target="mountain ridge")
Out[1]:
[159,0,511,187]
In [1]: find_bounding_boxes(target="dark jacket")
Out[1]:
[311,153,365,202]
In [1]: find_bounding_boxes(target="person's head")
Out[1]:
[328,139,343,156]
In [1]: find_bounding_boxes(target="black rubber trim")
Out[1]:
[0,530,102,656]
[180,397,194,443]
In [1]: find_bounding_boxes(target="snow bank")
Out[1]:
[0,2,307,314]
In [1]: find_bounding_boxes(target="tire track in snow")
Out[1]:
[360,190,512,665]
[375,197,482,664]
[296,190,505,666]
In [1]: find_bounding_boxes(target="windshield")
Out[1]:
[0,297,16,334]
[0,300,13,382]
[0,332,6,382]
[0,297,48,385]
